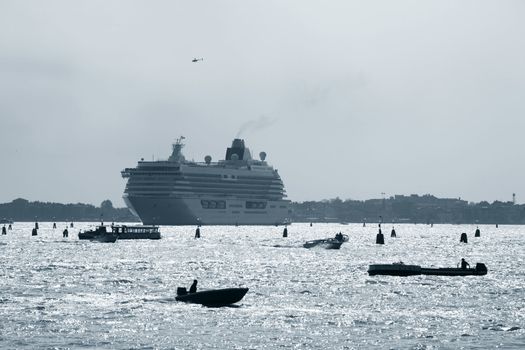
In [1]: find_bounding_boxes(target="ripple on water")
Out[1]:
[0,223,524,349]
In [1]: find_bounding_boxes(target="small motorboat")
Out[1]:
[176,287,249,307]
[303,238,344,249]
[368,263,488,276]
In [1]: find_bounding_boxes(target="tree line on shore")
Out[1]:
[0,198,138,222]
[2,194,525,224]
[291,194,525,225]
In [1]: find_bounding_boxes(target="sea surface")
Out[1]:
[0,222,523,349]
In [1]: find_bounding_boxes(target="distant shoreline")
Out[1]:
[1,194,524,225]
[292,194,525,225]
[0,198,139,223]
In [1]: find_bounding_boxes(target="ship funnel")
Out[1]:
[226,138,248,161]
[231,139,245,149]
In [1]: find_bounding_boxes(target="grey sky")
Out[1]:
[1,1,524,206]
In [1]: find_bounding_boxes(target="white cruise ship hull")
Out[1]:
[124,195,290,226]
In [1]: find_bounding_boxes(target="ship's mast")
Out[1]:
[168,136,186,162]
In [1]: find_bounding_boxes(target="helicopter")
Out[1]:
[192,58,203,63]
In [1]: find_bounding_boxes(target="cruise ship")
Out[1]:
[121,137,290,225]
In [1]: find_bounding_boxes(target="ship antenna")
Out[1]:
[169,136,186,162]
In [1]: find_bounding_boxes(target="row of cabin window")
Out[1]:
[200,200,267,210]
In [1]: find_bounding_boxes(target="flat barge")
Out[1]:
[368,263,487,276]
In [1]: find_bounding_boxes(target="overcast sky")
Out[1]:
[1,1,524,206]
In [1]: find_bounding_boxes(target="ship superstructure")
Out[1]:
[121,138,290,225]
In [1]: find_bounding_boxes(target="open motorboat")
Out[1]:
[175,287,249,307]
[303,238,343,249]
[368,263,488,276]
[303,233,348,249]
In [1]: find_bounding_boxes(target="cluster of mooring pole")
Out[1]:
[22,222,77,237]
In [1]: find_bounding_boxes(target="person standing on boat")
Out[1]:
[2,225,6,235]
[63,227,69,238]
[461,258,470,269]
[189,279,198,293]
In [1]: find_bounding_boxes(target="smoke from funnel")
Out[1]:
[236,115,276,138]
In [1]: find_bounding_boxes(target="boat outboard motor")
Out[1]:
[376,229,385,244]
[391,227,396,237]
[475,263,487,273]
[460,232,468,243]
[475,228,480,237]
[283,227,288,238]
[177,287,188,296]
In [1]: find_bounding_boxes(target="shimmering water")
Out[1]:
[0,223,523,349]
